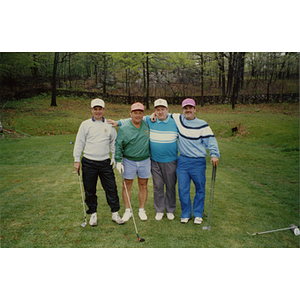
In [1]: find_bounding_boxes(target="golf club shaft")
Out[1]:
[252,226,296,235]
[123,178,140,239]
[206,166,217,229]
[78,170,87,221]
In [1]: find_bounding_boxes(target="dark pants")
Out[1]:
[151,159,177,213]
[81,156,120,214]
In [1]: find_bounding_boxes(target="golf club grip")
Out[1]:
[212,165,217,180]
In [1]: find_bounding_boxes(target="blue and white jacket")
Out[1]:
[171,113,220,159]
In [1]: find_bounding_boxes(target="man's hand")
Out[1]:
[110,158,116,169]
[116,162,124,174]
[106,119,119,127]
[211,157,219,168]
[74,162,80,173]
[150,113,156,122]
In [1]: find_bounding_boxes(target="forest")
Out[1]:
[0,52,299,109]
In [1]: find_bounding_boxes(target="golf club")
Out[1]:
[247,224,300,236]
[78,170,87,227]
[203,165,217,231]
[123,177,145,242]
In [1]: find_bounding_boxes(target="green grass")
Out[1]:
[0,96,299,248]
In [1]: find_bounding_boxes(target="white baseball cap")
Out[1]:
[91,98,105,108]
[154,98,168,108]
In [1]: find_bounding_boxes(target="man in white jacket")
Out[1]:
[73,99,124,226]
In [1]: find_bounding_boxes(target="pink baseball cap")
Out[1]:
[131,102,144,112]
[182,98,196,108]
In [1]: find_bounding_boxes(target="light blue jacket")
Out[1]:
[171,113,220,158]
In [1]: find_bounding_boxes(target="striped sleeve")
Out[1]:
[172,114,214,140]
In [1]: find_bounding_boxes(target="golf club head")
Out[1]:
[81,222,87,228]
[202,226,211,231]
[246,232,258,235]
[138,238,145,242]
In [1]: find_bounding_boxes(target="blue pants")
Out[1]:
[176,155,206,218]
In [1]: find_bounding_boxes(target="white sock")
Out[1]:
[139,208,145,212]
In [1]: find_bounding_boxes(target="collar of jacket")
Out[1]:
[92,116,105,122]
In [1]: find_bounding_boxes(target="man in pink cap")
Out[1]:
[173,98,220,224]
[114,102,151,222]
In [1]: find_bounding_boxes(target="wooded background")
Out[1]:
[0,52,299,109]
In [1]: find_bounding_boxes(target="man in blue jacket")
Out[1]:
[146,99,178,221]
[172,98,220,224]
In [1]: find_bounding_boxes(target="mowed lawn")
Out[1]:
[0,96,299,248]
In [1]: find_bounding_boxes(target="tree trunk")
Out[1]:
[31,54,38,88]
[231,53,239,109]
[267,72,273,103]
[126,69,131,104]
[95,64,98,85]
[227,52,234,97]
[142,60,146,95]
[51,52,59,107]
[69,53,72,89]
[200,54,204,106]
[219,52,226,96]
[145,52,150,109]
[103,54,107,96]
[240,52,245,89]
[229,52,246,109]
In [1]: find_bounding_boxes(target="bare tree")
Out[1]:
[51,52,69,106]
[51,52,59,106]
[145,52,150,109]
[200,53,204,106]
[226,52,246,109]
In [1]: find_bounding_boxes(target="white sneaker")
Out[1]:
[138,209,148,221]
[89,213,97,226]
[122,209,132,222]
[181,218,190,224]
[194,217,203,225]
[112,212,125,225]
[155,213,164,221]
[167,213,175,220]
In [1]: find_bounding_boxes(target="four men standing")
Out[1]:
[73,97,219,227]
